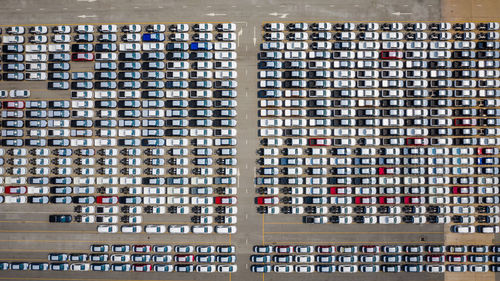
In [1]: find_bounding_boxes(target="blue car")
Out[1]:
[478,157,498,165]
[190,42,213,50]
[142,33,165,42]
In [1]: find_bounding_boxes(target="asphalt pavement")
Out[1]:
[0,0,495,281]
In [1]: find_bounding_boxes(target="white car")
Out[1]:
[215,225,237,234]
[9,90,30,98]
[28,186,49,194]
[70,263,90,271]
[379,216,402,224]
[4,196,26,204]
[75,25,94,33]
[97,225,118,233]
[192,225,214,234]
[145,225,166,234]
[119,43,141,52]
[121,225,142,233]
[99,24,117,33]
[168,225,190,234]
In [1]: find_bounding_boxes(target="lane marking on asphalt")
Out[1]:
[237,27,242,48]
[0,239,228,244]
[264,231,444,234]
[260,20,498,23]
[256,241,444,244]
[0,230,96,233]
[262,214,265,244]
[0,220,48,224]
[253,26,256,46]
[0,249,78,252]
[0,259,47,262]
[0,277,201,281]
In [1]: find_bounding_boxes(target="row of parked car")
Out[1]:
[0,23,236,47]
[251,263,498,273]
[253,244,500,254]
[262,21,500,40]
[0,262,236,272]
[5,244,238,271]
[0,23,236,35]
[73,204,237,215]
[263,22,500,32]
[250,244,500,272]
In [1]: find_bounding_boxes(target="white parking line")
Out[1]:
[253,26,256,46]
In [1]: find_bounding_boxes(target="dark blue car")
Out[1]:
[142,33,165,42]
[190,42,213,50]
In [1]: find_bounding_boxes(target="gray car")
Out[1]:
[48,139,70,146]
[118,81,141,89]
[2,139,23,146]
[51,196,72,204]
[95,62,117,70]
[118,119,141,127]
[28,196,49,204]
[48,110,70,118]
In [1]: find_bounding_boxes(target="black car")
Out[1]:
[71,44,93,52]
[354,216,365,224]
[402,206,416,214]
[402,216,414,223]
[378,206,390,214]
[280,206,292,214]
[304,206,318,214]
[2,44,23,53]
[303,216,315,224]
[330,216,340,223]
[191,206,202,214]
[353,206,365,214]
[49,215,72,223]
[477,41,496,49]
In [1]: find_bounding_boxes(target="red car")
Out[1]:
[403,196,424,204]
[255,196,279,205]
[360,245,379,253]
[329,187,352,194]
[308,138,331,146]
[132,264,151,272]
[452,186,474,194]
[274,245,293,253]
[378,167,398,175]
[96,196,118,204]
[72,52,94,61]
[5,186,27,194]
[3,101,25,109]
[447,255,466,262]
[354,196,376,204]
[174,254,195,262]
[478,147,498,155]
[133,245,151,253]
[406,137,429,146]
[454,118,476,126]
[380,51,403,59]
[215,196,237,204]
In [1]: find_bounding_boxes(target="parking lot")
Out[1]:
[0,0,498,280]
[256,21,500,233]
[0,21,239,274]
[254,20,500,278]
